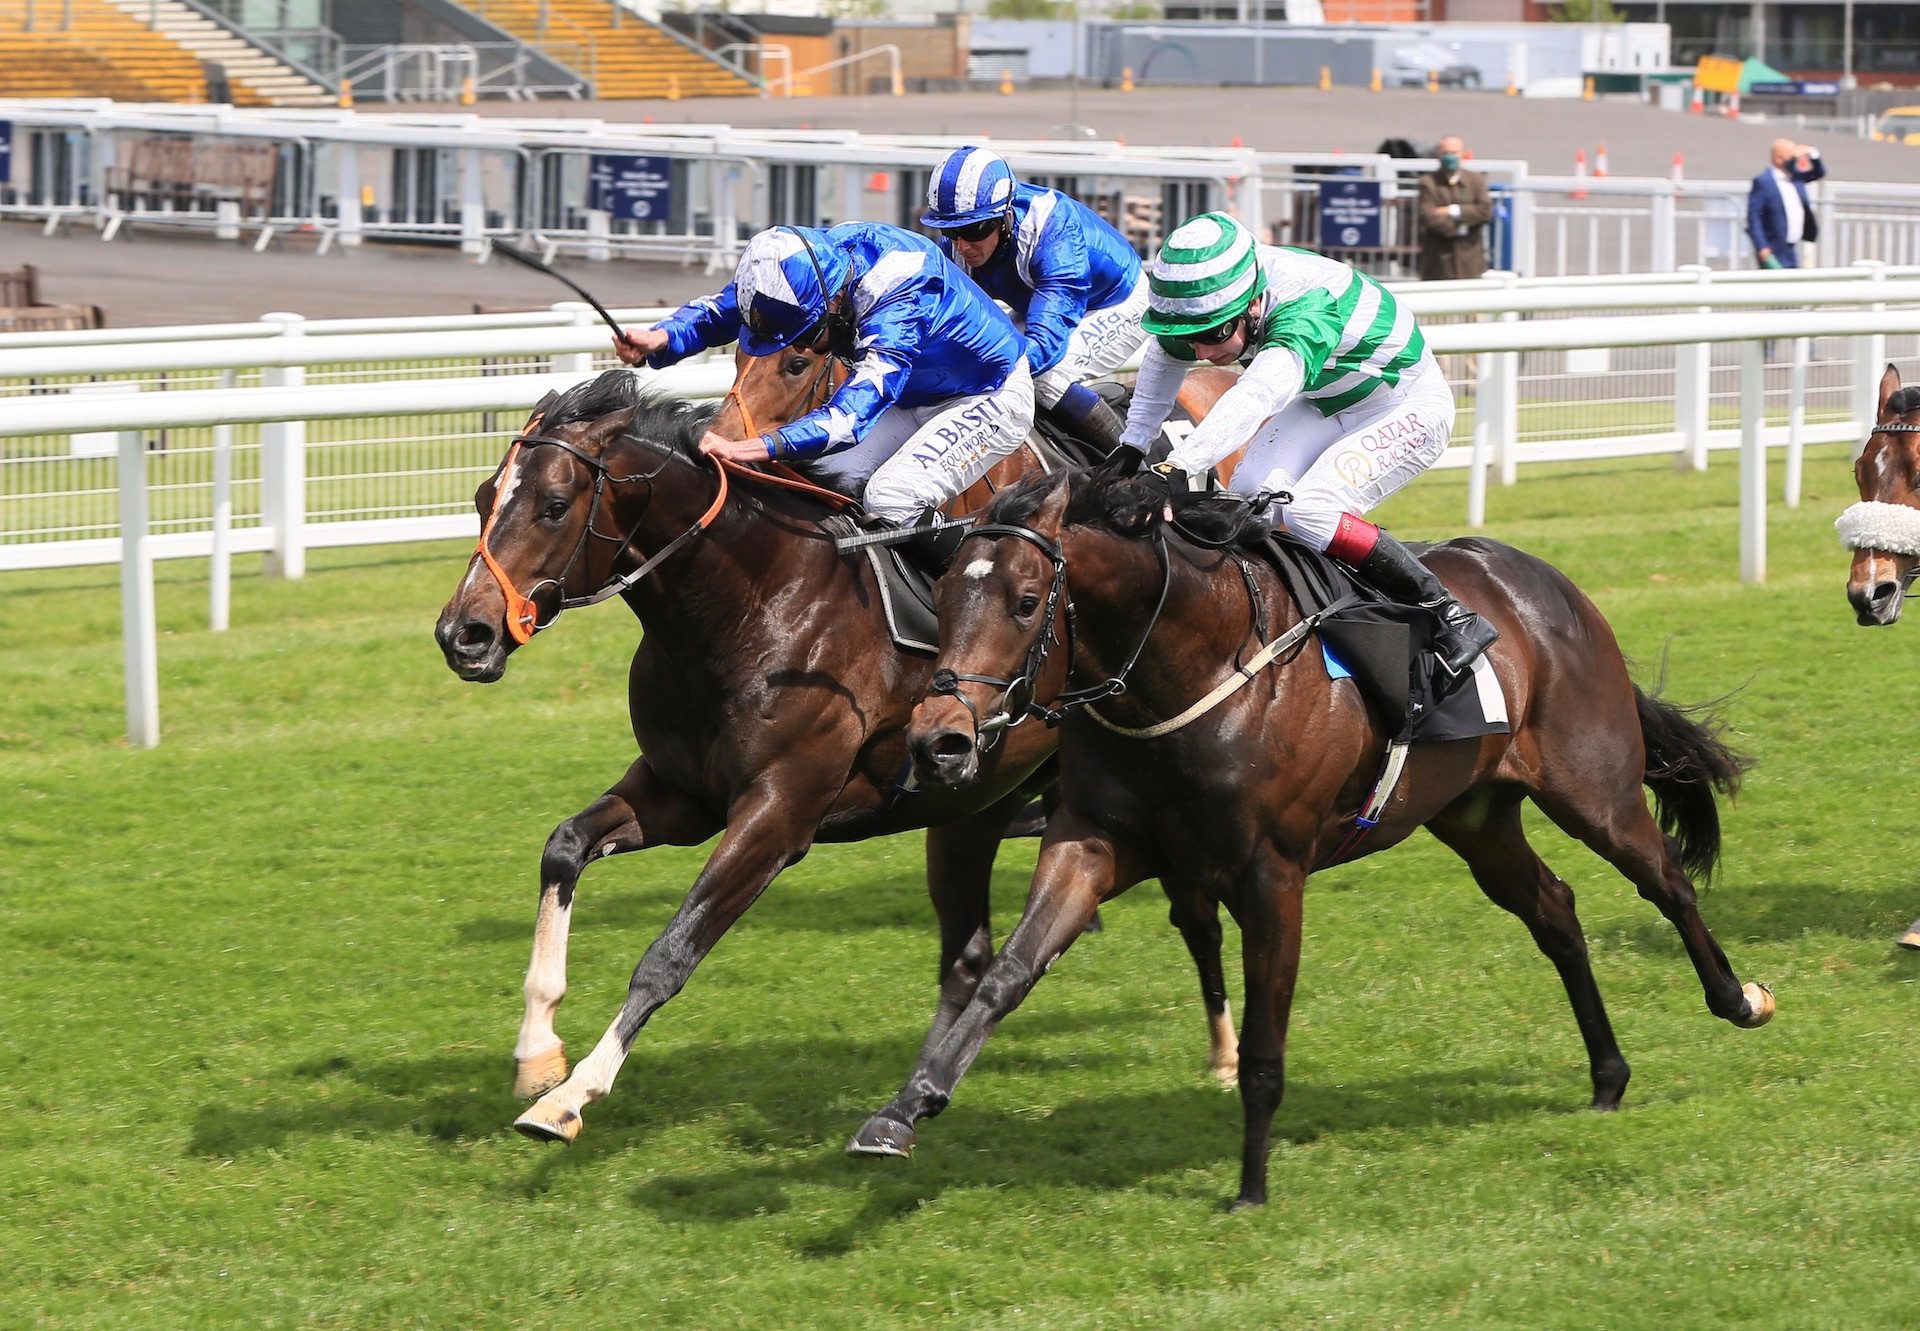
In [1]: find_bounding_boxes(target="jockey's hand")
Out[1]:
[614,327,668,365]
[1104,443,1147,477]
[699,431,774,465]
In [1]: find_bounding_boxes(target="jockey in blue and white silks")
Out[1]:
[615,222,1034,532]
[922,146,1146,453]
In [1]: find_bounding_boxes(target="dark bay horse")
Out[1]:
[1840,364,1920,627]
[1837,365,1920,949]
[852,469,1775,1208]
[433,367,1242,1144]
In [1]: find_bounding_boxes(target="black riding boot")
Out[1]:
[1353,529,1499,680]
[1058,397,1129,456]
[901,509,970,577]
[1047,383,1128,459]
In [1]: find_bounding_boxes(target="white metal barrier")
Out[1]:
[5,298,1918,747]
[10,100,1920,277]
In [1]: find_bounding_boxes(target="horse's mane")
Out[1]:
[542,368,716,456]
[984,468,1275,551]
[1887,385,1920,417]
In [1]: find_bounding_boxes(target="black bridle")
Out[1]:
[477,423,720,642]
[927,520,1172,757]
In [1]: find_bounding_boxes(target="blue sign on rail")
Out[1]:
[1318,178,1382,250]
[0,122,12,181]
[589,153,674,222]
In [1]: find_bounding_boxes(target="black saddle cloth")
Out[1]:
[819,383,1186,657]
[1251,531,1508,745]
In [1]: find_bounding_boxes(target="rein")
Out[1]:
[476,426,727,644]
[928,523,1171,755]
[475,412,853,646]
[937,515,1355,753]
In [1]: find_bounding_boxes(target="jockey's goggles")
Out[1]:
[1184,313,1244,347]
[937,217,1001,242]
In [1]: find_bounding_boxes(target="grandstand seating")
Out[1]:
[0,0,207,101]
[95,0,333,107]
[0,0,330,106]
[468,0,758,99]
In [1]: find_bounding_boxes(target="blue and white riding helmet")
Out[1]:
[732,226,852,357]
[920,146,1016,230]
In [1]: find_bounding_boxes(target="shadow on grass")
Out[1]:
[619,1063,1563,1257]
[182,998,1163,1160]
[1592,878,1920,952]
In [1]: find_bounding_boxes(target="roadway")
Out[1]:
[6,86,1916,327]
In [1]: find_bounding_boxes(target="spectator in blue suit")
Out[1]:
[1747,139,1826,269]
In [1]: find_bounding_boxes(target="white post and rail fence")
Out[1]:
[5,279,1918,746]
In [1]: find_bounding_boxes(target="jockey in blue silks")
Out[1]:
[614,222,1034,545]
[921,146,1147,455]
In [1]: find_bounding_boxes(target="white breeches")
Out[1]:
[1029,274,1151,408]
[807,358,1036,523]
[1226,355,1457,552]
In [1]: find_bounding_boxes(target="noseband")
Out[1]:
[475,425,727,645]
[1838,419,1920,557]
[929,521,1172,758]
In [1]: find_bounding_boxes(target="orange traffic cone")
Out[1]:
[1688,85,1704,114]
[1594,141,1609,177]
[1571,148,1589,200]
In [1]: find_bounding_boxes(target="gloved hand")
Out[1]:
[1104,443,1149,477]
[1761,254,1784,270]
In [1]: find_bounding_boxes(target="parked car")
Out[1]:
[1389,43,1481,89]
[1870,107,1920,145]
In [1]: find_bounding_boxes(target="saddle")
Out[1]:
[822,382,1161,657]
[1250,531,1509,745]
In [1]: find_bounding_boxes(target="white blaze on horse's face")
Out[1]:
[964,557,996,581]
[495,451,526,513]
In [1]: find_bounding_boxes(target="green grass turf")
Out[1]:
[3,443,1916,1328]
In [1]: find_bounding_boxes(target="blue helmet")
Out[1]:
[920,147,1016,229]
[733,226,853,357]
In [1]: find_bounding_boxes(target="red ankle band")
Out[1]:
[1327,513,1380,564]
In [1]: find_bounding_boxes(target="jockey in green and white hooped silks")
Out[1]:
[1120,211,1498,679]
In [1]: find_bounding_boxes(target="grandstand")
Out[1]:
[0,0,331,106]
[465,0,759,99]
[0,0,207,102]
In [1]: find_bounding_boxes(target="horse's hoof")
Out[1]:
[1735,981,1776,1029]
[513,1101,581,1144]
[1899,922,1920,951]
[1227,1194,1266,1213]
[513,1044,569,1100]
[845,1115,915,1159]
[1209,1061,1240,1089]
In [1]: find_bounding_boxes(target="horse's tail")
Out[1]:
[1635,683,1750,883]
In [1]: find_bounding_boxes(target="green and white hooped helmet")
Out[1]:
[1142,211,1267,339]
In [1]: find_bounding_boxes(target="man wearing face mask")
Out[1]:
[1416,135,1492,282]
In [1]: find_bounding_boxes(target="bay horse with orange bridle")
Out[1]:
[433,359,1241,1145]
[851,468,1775,1209]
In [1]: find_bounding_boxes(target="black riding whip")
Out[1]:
[489,238,636,348]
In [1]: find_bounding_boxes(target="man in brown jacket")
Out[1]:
[1416,135,1492,281]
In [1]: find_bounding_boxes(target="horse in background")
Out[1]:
[854,469,1773,1209]
[1841,364,1920,626]
[1837,363,1920,948]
